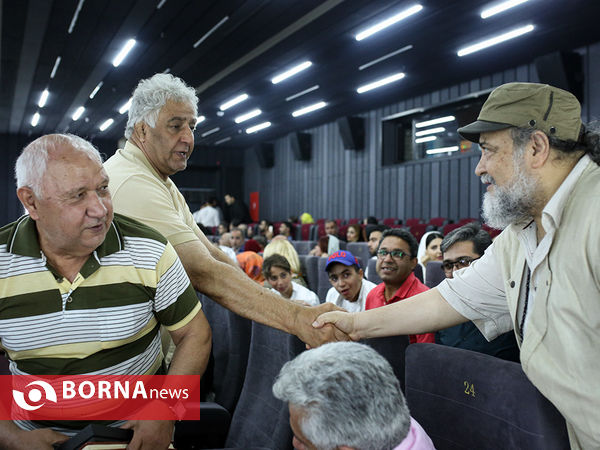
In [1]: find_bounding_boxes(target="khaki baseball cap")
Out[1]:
[458,82,582,143]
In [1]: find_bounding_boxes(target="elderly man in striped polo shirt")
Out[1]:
[0,134,211,450]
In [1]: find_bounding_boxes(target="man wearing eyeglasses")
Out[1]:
[436,223,519,362]
[315,82,600,448]
[365,229,435,344]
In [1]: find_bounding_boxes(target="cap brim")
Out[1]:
[457,120,512,143]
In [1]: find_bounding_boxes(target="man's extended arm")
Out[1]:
[314,288,468,340]
[174,239,346,347]
[193,226,240,268]
[0,422,68,450]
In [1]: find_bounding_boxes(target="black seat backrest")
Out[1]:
[425,261,445,288]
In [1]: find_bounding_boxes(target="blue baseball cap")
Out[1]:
[325,250,360,270]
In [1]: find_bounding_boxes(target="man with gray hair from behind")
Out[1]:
[272,342,435,450]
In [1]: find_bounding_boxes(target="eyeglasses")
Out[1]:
[377,249,409,259]
[441,257,480,274]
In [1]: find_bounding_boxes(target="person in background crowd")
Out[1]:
[237,239,265,284]
[366,229,435,344]
[279,221,295,241]
[218,232,238,264]
[263,255,319,306]
[224,193,250,224]
[316,83,600,448]
[217,222,228,236]
[324,220,339,239]
[346,224,364,242]
[230,227,245,254]
[192,200,219,228]
[325,251,377,313]
[105,73,345,352]
[436,222,519,361]
[263,238,307,287]
[417,231,444,269]
[364,224,389,279]
[273,342,435,450]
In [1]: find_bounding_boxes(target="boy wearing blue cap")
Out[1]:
[325,250,377,312]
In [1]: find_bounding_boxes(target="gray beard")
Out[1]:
[481,160,539,230]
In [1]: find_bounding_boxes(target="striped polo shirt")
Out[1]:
[0,213,201,377]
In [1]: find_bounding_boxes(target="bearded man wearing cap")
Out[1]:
[315,82,600,449]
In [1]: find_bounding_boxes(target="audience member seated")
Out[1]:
[366,229,435,344]
[365,224,388,279]
[437,223,520,362]
[309,234,340,258]
[346,224,364,243]
[217,222,228,236]
[218,232,238,264]
[272,342,435,450]
[324,251,376,312]
[231,227,245,254]
[192,199,220,228]
[263,238,307,287]
[279,221,295,241]
[324,219,340,239]
[237,250,264,285]
[417,231,443,270]
[263,255,319,306]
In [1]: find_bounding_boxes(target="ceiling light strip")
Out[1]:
[72,106,85,121]
[355,4,423,41]
[50,56,62,79]
[99,118,114,131]
[415,126,445,136]
[292,101,327,117]
[156,0,168,9]
[246,122,271,134]
[38,90,49,108]
[415,136,436,143]
[426,146,459,155]
[89,82,103,99]
[457,24,534,57]
[481,0,530,19]
[31,112,40,127]
[113,39,136,67]
[119,98,132,114]
[235,109,262,124]
[201,127,220,137]
[196,115,206,124]
[215,137,231,145]
[359,45,413,71]
[271,61,312,84]
[357,72,405,94]
[285,85,320,102]
[219,93,248,111]
[415,116,455,128]
[68,0,86,34]
[194,16,229,48]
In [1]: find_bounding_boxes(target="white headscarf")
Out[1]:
[417,231,443,272]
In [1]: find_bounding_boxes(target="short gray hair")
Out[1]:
[15,134,102,197]
[272,342,411,450]
[125,73,198,139]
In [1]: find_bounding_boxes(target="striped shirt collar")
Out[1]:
[7,214,124,259]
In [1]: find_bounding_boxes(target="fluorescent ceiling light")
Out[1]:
[219,93,248,111]
[286,85,320,102]
[415,136,437,143]
[415,116,455,128]
[68,0,85,34]
[271,61,312,84]
[89,82,103,99]
[246,122,271,134]
[215,137,231,145]
[38,89,49,108]
[193,16,229,48]
[197,115,206,124]
[119,98,132,114]
[457,24,534,57]
[31,112,40,127]
[235,109,262,124]
[357,72,405,94]
[481,0,530,18]
[112,39,136,67]
[355,4,423,41]
[201,127,220,138]
[72,106,85,121]
[99,118,114,131]
[426,146,459,155]
[156,0,167,9]
[292,101,327,117]
[359,45,413,71]
[415,126,445,136]
[50,56,61,79]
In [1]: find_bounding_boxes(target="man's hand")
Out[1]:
[8,428,68,450]
[122,420,174,450]
[312,310,359,341]
[294,303,351,347]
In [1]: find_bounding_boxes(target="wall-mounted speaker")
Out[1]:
[290,132,312,161]
[534,51,584,102]
[254,143,274,168]
[336,116,365,150]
